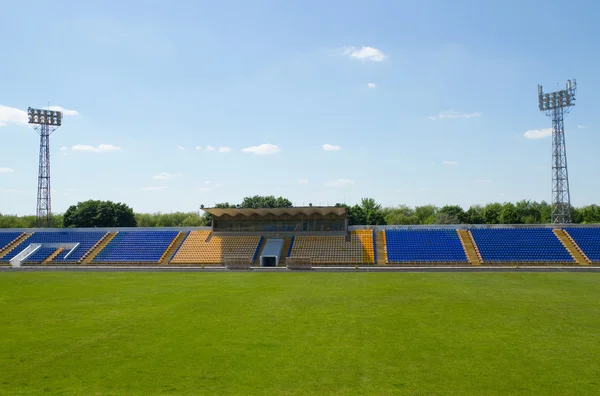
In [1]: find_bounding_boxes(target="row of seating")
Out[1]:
[289,231,375,264]
[385,229,468,263]
[470,228,573,263]
[24,247,57,263]
[565,228,600,262]
[0,228,598,264]
[0,232,105,263]
[171,231,261,264]
[94,231,179,263]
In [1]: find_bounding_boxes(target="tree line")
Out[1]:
[1,196,599,228]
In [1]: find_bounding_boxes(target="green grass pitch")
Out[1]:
[1,272,599,395]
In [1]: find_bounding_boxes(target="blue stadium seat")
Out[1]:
[0,232,105,263]
[93,231,178,263]
[564,228,600,262]
[385,229,467,263]
[470,228,573,263]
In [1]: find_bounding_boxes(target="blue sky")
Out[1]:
[1,0,599,216]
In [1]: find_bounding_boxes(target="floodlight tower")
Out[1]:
[28,107,62,228]
[538,79,577,224]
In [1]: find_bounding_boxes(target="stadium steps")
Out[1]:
[0,233,31,259]
[81,232,118,264]
[160,231,188,264]
[376,231,387,264]
[43,248,64,265]
[553,229,591,265]
[279,237,292,267]
[252,238,267,266]
[457,230,482,265]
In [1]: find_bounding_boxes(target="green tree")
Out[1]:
[465,205,485,224]
[577,205,600,224]
[438,205,466,223]
[434,212,460,224]
[359,198,386,225]
[500,203,521,224]
[483,203,503,224]
[240,195,292,209]
[415,205,437,224]
[383,205,418,225]
[344,204,366,226]
[63,200,136,228]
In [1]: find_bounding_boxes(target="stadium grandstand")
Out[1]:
[0,207,599,267]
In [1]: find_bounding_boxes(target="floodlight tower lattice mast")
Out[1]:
[27,107,62,228]
[538,80,577,224]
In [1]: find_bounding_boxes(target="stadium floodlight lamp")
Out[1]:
[28,107,62,126]
[538,79,577,112]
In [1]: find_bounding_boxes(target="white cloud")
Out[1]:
[215,183,224,188]
[0,167,15,173]
[152,172,182,180]
[205,145,215,152]
[418,187,430,191]
[195,145,202,150]
[443,160,459,166]
[0,105,28,126]
[342,46,387,62]
[177,146,185,151]
[242,143,281,155]
[205,181,211,184]
[198,187,213,192]
[367,83,377,89]
[298,179,309,185]
[48,106,79,116]
[71,144,122,153]
[323,144,342,151]
[428,110,481,121]
[59,146,68,152]
[474,179,492,184]
[218,146,232,153]
[523,128,552,139]
[142,186,168,191]
[577,125,586,129]
[325,178,355,187]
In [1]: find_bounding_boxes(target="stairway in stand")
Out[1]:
[375,231,387,265]
[43,248,64,265]
[252,238,267,266]
[160,231,189,264]
[279,237,292,267]
[553,229,591,265]
[80,232,118,264]
[456,230,482,265]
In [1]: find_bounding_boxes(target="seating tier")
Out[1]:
[289,231,374,264]
[470,228,573,263]
[171,231,261,264]
[0,232,105,263]
[24,247,57,263]
[565,228,600,262]
[93,231,178,263]
[0,232,23,251]
[385,229,467,263]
